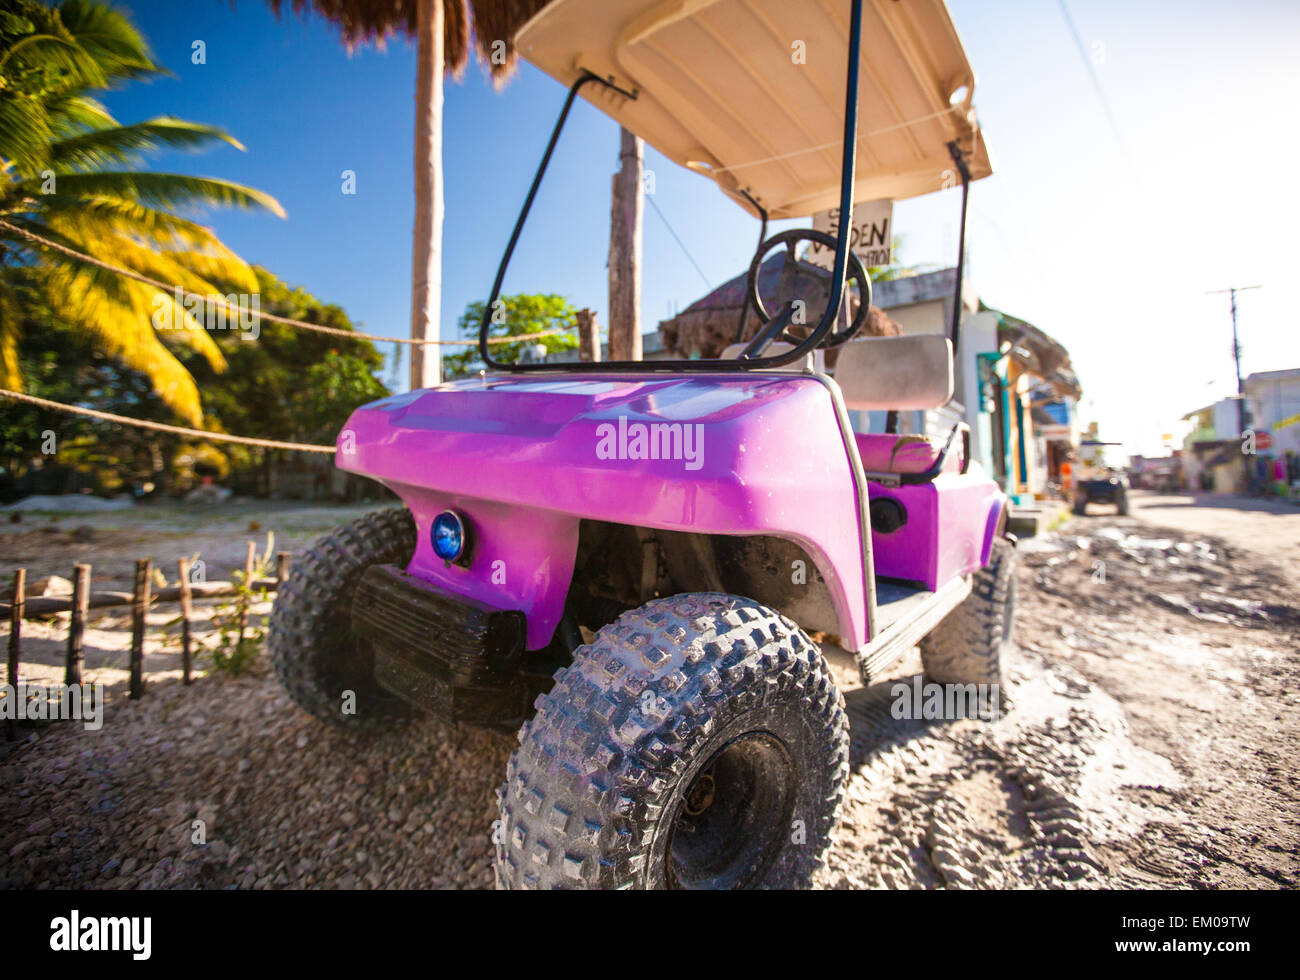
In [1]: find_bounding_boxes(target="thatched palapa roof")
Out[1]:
[267,0,551,83]
[659,253,901,360]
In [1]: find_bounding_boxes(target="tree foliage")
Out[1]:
[0,268,388,499]
[0,0,284,424]
[442,293,579,380]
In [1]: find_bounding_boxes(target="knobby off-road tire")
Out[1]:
[1073,496,1088,515]
[495,593,850,890]
[268,507,415,732]
[918,537,1017,698]
[1116,493,1129,516]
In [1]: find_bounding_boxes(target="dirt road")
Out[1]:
[818,490,1300,888]
[1129,491,1300,585]
[1,492,1297,889]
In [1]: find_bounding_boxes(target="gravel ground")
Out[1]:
[1,676,511,889]
[2,493,1297,889]
[0,501,382,694]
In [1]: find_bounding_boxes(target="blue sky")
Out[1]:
[104,0,1300,455]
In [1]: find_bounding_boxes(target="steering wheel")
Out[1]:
[741,229,871,359]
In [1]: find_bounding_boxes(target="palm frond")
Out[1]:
[0,32,108,87]
[14,171,287,218]
[0,281,21,389]
[0,98,57,174]
[50,118,246,173]
[55,0,159,84]
[46,210,253,293]
[18,195,234,250]
[1,0,284,425]
[140,282,229,372]
[45,93,116,134]
[37,260,205,423]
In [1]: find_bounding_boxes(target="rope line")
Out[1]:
[0,219,571,348]
[0,388,338,454]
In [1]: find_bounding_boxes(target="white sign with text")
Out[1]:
[808,199,894,269]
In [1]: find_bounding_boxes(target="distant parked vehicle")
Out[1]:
[1074,471,1129,515]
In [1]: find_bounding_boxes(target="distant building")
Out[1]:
[1244,368,1300,457]
[861,271,1080,503]
[1178,370,1300,493]
[1128,452,1185,493]
[1181,396,1243,492]
[941,304,1080,504]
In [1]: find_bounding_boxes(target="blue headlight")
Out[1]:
[431,511,467,562]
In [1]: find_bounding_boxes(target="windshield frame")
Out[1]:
[476,0,867,374]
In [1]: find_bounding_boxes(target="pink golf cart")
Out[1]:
[268,0,1012,890]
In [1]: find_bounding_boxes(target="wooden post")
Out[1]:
[276,552,291,586]
[178,557,193,686]
[129,558,150,700]
[7,569,23,684]
[608,126,644,362]
[6,569,22,739]
[238,540,255,646]
[65,563,90,686]
[577,309,602,363]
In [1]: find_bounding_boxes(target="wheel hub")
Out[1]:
[666,731,795,889]
[684,772,716,815]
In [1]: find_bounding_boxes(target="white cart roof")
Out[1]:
[515,0,994,219]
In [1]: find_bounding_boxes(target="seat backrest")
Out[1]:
[719,341,798,361]
[834,334,954,411]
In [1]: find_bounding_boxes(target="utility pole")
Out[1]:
[1207,285,1261,492]
[608,127,644,362]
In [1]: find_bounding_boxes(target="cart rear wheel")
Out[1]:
[918,538,1016,711]
[494,593,849,889]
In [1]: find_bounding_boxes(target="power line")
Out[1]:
[1055,0,1135,175]
[645,194,712,291]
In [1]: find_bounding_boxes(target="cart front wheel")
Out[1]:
[495,593,849,889]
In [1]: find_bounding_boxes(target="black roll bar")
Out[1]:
[883,142,972,437]
[946,140,972,355]
[733,190,768,345]
[478,0,867,374]
[475,71,627,368]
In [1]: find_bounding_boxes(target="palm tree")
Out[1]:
[0,0,285,426]
[266,0,549,390]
